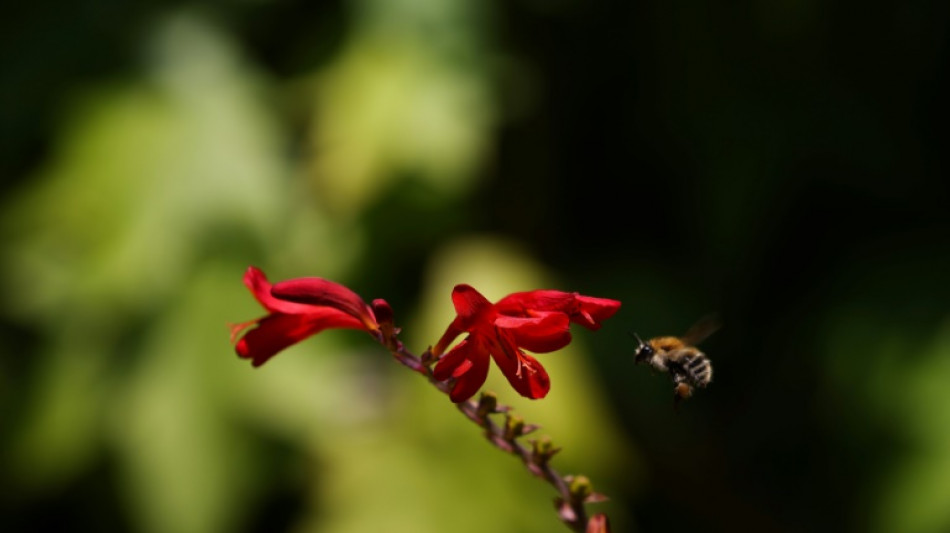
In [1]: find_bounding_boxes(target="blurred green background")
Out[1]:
[2,1,949,532]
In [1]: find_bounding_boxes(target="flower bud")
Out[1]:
[504,414,525,441]
[568,475,593,502]
[477,391,498,418]
[531,436,561,464]
[371,298,396,344]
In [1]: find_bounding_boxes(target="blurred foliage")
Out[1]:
[2,1,949,533]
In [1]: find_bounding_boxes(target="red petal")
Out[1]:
[586,514,611,533]
[432,316,465,357]
[572,295,622,330]
[448,356,489,403]
[271,277,378,331]
[507,351,551,399]
[433,338,475,380]
[433,338,491,403]
[489,334,551,399]
[450,284,493,326]
[495,290,621,329]
[495,312,572,353]
[495,289,574,316]
[235,310,364,367]
[244,266,318,314]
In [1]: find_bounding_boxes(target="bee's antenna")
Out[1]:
[627,330,645,345]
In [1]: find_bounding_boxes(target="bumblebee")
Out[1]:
[632,316,719,404]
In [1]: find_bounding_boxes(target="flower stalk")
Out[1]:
[376,323,607,532]
[231,268,616,531]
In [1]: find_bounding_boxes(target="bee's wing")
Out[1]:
[681,314,721,346]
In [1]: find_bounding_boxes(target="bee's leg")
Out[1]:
[672,377,692,411]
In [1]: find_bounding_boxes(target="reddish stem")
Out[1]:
[381,331,596,532]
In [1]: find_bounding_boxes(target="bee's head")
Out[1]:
[631,333,654,364]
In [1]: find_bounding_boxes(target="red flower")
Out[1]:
[432,284,621,402]
[586,514,611,533]
[230,266,383,367]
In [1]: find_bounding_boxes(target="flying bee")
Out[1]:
[632,316,720,405]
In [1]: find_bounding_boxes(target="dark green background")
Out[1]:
[3,1,949,532]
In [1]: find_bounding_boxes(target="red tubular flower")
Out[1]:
[432,284,621,402]
[230,266,383,367]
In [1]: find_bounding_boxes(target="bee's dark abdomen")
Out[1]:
[682,353,713,387]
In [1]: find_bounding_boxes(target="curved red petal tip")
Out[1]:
[370,298,395,342]
[450,284,493,322]
[243,266,320,314]
[271,277,379,331]
[493,344,551,400]
[371,299,393,324]
[243,266,265,288]
[573,295,621,329]
[371,299,394,333]
[586,514,610,533]
[519,353,551,399]
[243,266,281,311]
